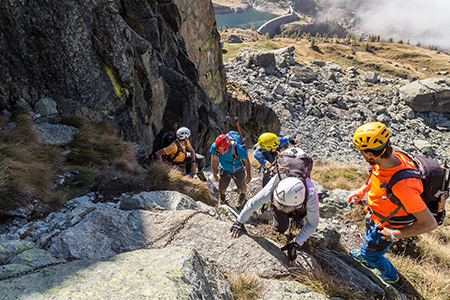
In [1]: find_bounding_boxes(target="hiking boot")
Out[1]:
[196,171,207,182]
[350,249,368,264]
[218,194,227,206]
[237,194,247,210]
[371,269,400,284]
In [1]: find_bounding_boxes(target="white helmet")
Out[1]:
[273,177,306,206]
[176,127,190,140]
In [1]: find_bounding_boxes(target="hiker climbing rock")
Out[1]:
[155,127,207,181]
[253,132,299,187]
[347,122,439,284]
[230,146,319,266]
[210,133,251,209]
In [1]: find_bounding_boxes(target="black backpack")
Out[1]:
[270,147,313,213]
[151,131,186,162]
[382,148,447,226]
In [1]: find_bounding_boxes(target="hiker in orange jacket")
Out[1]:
[347,122,438,284]
[155,127,206,181]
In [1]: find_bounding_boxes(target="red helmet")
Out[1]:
[215,134,230,154]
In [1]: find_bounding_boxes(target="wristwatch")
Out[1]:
[390,229,399,242]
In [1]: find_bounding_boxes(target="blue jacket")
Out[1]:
[210,142,248,173]
[253,135,291,168]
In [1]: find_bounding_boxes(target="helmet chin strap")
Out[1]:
[362,147,387,165]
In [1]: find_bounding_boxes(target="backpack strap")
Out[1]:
[372,168,424,227]
[230,140,244,173]
[171,140,186,161]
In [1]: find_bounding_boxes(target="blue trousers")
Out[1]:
[360,221,397,280]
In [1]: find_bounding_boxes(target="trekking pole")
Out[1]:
[444,160,450,197]
[226,113,230,133]
[235,115,244,139]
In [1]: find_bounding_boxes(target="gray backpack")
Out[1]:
[271,147,313,210]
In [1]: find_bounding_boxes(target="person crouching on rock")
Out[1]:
[230,176,319,266]
[155,127,207,181]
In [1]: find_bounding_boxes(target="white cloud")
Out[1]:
[356,0,450,50]
[320,0,450,50]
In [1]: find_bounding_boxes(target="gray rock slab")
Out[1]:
[259,278,332,300]
[9,249,63,268]
[0,240,36,265]
[0,247,233,300]
[119,190,209,212]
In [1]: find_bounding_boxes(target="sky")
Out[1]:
[321,0,450,51]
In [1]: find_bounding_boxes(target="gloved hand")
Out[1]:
[281,241,301,266]
[230,220,246,238]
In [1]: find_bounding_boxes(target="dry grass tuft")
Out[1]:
[227,273,262,300]
[0,113,58,207]
[0,115,137,220]
[388,253,450,300]
[311,162,368,191]
[291,266,368,300]
[146,161,212,206]
[342,205,366,226]
[64,118,134,169]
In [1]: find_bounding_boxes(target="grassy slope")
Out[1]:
[220,28,450,80]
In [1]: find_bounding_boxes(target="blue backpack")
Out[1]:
[218,131,245,166]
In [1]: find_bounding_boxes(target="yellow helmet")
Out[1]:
[258,132,280,150]
[353,122,391,151]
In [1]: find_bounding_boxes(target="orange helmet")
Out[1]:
[215,134,230,154]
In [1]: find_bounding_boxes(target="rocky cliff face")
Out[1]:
[0,0,280,155]
[174,0,228,116]
[0,0,220,153]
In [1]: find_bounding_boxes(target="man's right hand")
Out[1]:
[212,174,219,182]
[347,187,368,205]
[230,220,245,238]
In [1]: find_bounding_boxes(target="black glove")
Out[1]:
[281,241,301,262]
[230,220,246,237]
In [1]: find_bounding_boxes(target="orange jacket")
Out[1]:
[367,151,425,228]
[163,139,190,162]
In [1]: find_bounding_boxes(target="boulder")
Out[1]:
[318,189,351,219]
[34,123,79,146]
[400,78,450,112]
[359,71,378,83]
[119,191,212,213]
[228,34,243,43]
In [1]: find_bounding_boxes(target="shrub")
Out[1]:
[146,162,212,206]
[228,273,262,300]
